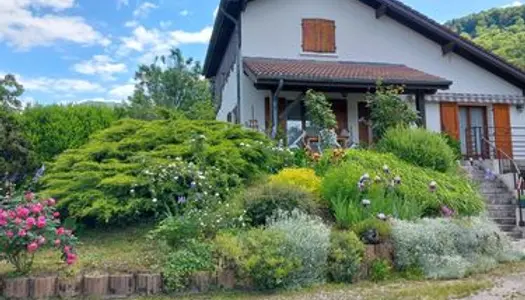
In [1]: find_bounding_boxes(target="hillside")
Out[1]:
[445,5,525,69]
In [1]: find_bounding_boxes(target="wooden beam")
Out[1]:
[376,4,387,19]
[442,42,456,56]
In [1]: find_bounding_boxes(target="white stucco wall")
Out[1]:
[242,75,267,129]
[511,106,525,160]
[425,102,441,132]
[241,0,522,95]
[217,62,238,122]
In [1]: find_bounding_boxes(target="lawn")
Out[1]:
[0,223,159,276]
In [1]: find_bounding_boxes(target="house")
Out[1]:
[203,0,525,164]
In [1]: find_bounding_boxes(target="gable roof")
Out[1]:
[244,57,452,90]
[203,0,525,89]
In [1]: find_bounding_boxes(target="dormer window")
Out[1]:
[302,19,336,53]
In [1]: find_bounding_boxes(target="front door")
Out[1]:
[358,102,372,145]
[459,106,488,158]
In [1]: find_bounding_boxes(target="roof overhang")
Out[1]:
[203,0,525,90]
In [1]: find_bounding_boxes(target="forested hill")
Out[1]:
[445,5,525,69]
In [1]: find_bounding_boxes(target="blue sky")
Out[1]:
[0,0,522,105]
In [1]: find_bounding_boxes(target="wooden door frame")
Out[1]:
[459,105,489,159]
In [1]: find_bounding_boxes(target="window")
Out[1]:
[302,19,336,53]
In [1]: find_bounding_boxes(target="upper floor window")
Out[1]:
[302,19,336,53]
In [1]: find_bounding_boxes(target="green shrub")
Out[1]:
[269,168,322,197]
[377,127,456,172]
[19,104,120,162]
[162,240,215,292]
[321,150,484,221]
[40,119,292,225]
[441,133,462,160]
[241,228,301,290]
[352,219,392,244]
[242,183,319,226]
[327,230,365,283]
[369,259,393,282]
[268,210,331,288]
[391,217,521,279]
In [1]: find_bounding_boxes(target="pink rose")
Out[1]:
[14,218,23,225]
[54,239,61,247]
[24,192,35,202]
[53,212,60,218]
[18,229,27,237]
[66,252,77,265]
[26,217,36,228]
[66,258,76,265]
[46,198,56,206]
[8,211,16,219]
[36,216,46,228]
[37,236,46,245]
[56,227,65,235]
[0,219,7,226]
[27,242,38,253]
[6,231,13,238]
[31,203,43,214]
[64,246,71,253]
[17,207,30,218]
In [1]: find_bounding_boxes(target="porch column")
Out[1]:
[415,90,427,128]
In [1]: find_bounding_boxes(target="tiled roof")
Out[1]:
[243,57,451,86]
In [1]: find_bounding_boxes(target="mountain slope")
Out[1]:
[445,6,525,69]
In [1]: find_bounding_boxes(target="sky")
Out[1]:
[0,0,523,105]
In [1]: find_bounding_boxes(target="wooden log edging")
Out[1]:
[1,273,162,299]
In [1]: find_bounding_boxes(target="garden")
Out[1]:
[0,51,524,299]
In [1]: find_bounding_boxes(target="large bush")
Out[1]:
[269,168,321,197]
[327,230,365,283]
[321,150,484,219]
[19,105,120,163]
[377,127,457,172]
[40,119,292,225]
[267,210,330,288]
[391,217,520,279]
[242,183,319,226]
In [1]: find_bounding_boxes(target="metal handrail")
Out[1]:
[480,136,525,227]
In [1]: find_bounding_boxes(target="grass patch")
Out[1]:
[0,224,159,276]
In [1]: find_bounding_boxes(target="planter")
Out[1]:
[108,274,135,298]
[57,275,82,298]
[3,277,30,299]
[190,271,214,293]
[83,274,109,297]
[30,276,57,299]
[136,273,162,295]
[217,269,236,290]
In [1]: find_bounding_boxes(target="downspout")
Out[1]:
[220,6,242,124]
[271,79,285,139]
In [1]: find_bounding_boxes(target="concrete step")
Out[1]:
[491,218,517,225]
[507,231,523,240]
[487,209,517,218]
[498,224,517,232]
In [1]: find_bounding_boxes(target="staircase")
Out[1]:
[467,164,523,239]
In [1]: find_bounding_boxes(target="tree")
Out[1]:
[0,74,24,111]
[127,49,215,120]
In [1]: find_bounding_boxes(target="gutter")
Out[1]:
[271,79,285,139]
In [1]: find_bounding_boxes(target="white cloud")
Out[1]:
[21,77,104,93]
[109,83,135,99]
[133,2,158,18]
[117,25,213,64]
[73,97,123,105]
[72,55,128,81]
[125,20,139,28]
[0,0,109,49]
[159,21,172,29]
[180,10,190,17]
[503,1,523,7]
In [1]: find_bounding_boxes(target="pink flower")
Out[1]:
[65,230,72,236]
[46,198,56,206]
[36,216,46,228]
[17,207,30,218]
[24,192,35,202]
[441,205,454,218]
[27,242,38,253]
[0,219,7,226]
[31,203,43,214]
[26,217,36,228]
[56,227,65,235]
[37,236,46,245]
[54,239,61,247]
[67,252,76,260]
[66,258,76,265]
[64,246,71,253]
[66,252,77,265]
[14,218,23,225]
[8,210,16,219]
[6,231,13,239]
[53,212,60,218]
[18,229,27,237]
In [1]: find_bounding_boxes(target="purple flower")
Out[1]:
[441,205,454,218]
[177,196,187,204]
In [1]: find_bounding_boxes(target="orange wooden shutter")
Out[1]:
[493,104,513,158]
[440,102,460,140]
[302,19,335,53]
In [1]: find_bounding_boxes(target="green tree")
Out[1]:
[127,49,215,120]
[366,84,419,141]
[0,74,24,111]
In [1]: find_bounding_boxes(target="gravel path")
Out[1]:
[461,273,525,300]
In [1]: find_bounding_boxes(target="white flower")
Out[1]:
[240,142,245,146]
[383,165,390,173]
[377,213,387,220]
[203,191,208,196]
[152,198,158,203]
[362,199,371,206]
[130,189,135,194]
[215,193,220,197]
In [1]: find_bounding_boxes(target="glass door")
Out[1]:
[459,106,488,158]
